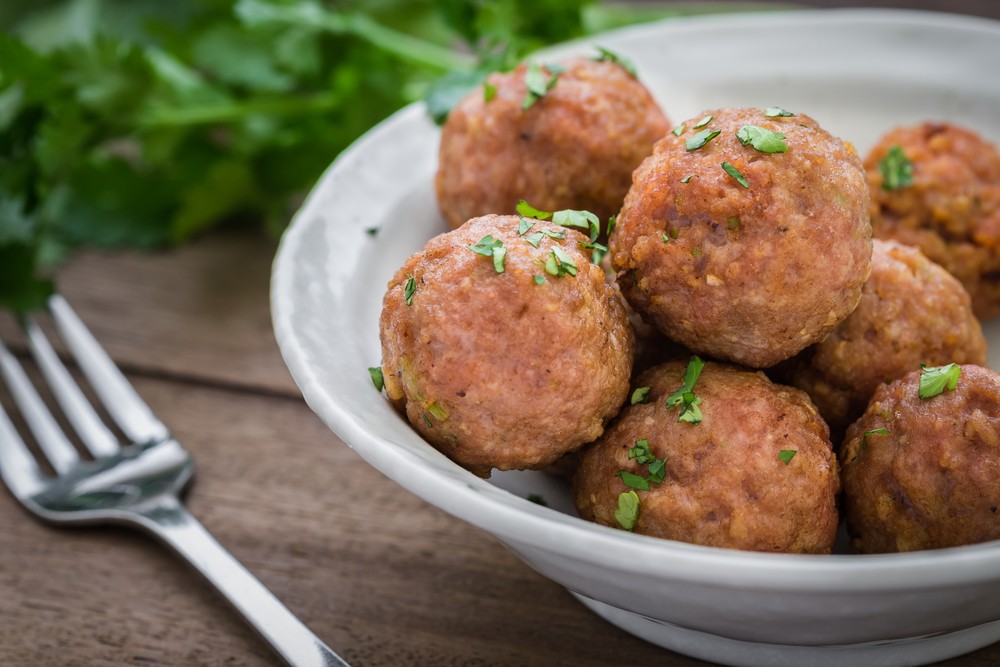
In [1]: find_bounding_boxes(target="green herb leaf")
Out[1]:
[661,232,670,244]
[553,208,600,242]
[722,161,749,188]
[671,123,686,137]
[368,366,384,391]
[492,244,507,273]
[685,128,721,151]
[918,363,961,399]
[516,199,553,220]
[693,114,713,129]
[630,386,651,405]
[594,46,636,77]
[545,246,578,277]
[404,274,416,305]
[764,106,795,117]
[736,125,788,153]
[522,61,560,110]
[680,174,695,183]
[518,215,535,235]
[628,439,655,464]
[861,428,889,450]
[483,81,497,101]
[466,235,505,273]
[606,215,617,236]
[579,240,608,264]
[614,490,639,531]
[617,470,651,491]
[540,228,566,239]
[523,232,544,248]
[778,449,797,464]
[666,356,705,424]
[647,457,666,484]
[533,274,546,285]
[879,145,914,191]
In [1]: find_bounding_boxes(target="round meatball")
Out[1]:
[841,365,1000,553]
[783,239,987,437]
[573,360,840,553]
[866,122,1000,319]
[379,214,634,476]
[610,106,872,368]
[435,57,670,230]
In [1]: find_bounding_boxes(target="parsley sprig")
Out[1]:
[918,363,961,399]
[666,356,705,424]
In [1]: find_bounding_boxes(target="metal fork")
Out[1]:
[0,295,349,667]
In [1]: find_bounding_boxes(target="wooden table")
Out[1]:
[2,2,999,666]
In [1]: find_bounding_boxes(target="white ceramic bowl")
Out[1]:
[271,9,1000,666]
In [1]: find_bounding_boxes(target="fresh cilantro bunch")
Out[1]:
[0,0,595,310]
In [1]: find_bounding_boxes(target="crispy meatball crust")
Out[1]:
[379,214,634,476]
[610,107,872,368]
[573,360,840,553]
[841,365,1000,553]
[784,239,987,436]
[435,58,670,230]
[866,122,1000,319]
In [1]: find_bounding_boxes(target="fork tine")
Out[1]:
[23,317,120,459]
[0,393,47,498]
[48,296,169,446]
[0,336,78,476]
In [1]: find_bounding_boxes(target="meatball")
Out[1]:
[379,214,634,476]
[782,239,987,437]
[610,106,872,368]
[573,359,840,553]
[435,56,670,230]
[866,122,1000,319]
[841,364,1000,553]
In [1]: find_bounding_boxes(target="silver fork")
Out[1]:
[0,295,349,667]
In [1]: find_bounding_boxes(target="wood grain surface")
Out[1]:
[2,2,1000,666]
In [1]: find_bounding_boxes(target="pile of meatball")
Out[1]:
[375,51,1000,555]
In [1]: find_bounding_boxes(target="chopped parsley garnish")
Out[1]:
[368,367,384,392]
[722,161,749,188]
[630,386,651,405]
[628,439,657,464]
[693,114,713,129]
[467,235,506,273]
[540,228,566,239]
[518,216,535,235]
[661,232,670,243]
[533,275,546,285]
[778,449,797,464]
[579,240,608,265]
[594,46,637,78]
[680,174,695,183]
[544,246,578,277]
[618,470,652,491]
[523,232,544,248]
[516,199,553,220]
[764,106,795,118]
[736,125,789,153]
[483,81,497,102]
[421,414,433,428]
[878,145,914,191]
[404,274,416,305]
[666,356,705,424]
[615,490,639,531]
[861,428,889,450]
[607,215,617,236]
[617,440,668,491]
[685,128,721,151]
[671,123,686,137]
[522,62,560,110]
[553,208,601,242]
[918,363,961,399]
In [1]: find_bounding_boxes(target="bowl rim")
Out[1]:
[271,6,1000,595]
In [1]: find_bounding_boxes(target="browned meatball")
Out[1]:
[866,122,1000,319]
[610,106,872,368]
[841,364,1000,553]
[435,56,669,230]
[783,239,987,437]
[573,360,840,553]
[379,214,634,476]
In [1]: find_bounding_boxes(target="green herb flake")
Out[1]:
[580,240,608,265]
[918,363,961,399]
[545,246,578,277]
[685,128,721,151]
[666,356,706,424]
[466,235,506,273]
[483,81,497,102]
[764,106,795,118]
[404,274,416,305]
[647,457,667,484]
[523,232,545,248]
[553,208,601,242]
[522,62,560,110]
[736,125,789,153]
[492,245,507,273]
[861,428,890,450]
[614,490,640,531]
[518,215,535,235]
[540,228,566,239]
[628,439,655,463]
[661,232,670,244]
[778,449,797,464]
[722,161,750,188]
[594,46,637,78]
[631,386,652,405]
[422,414,433,429]
[516,199,553,220]
[368,366,384,392]
[879,145,914,191]
[607,215,617,236]
[617,470,651,491]
[671,123,686,137]
[693,114,713,129]
[680,174,695,184]
[533,275,546,285]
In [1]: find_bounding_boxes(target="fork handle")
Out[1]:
[136,497,350,667]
